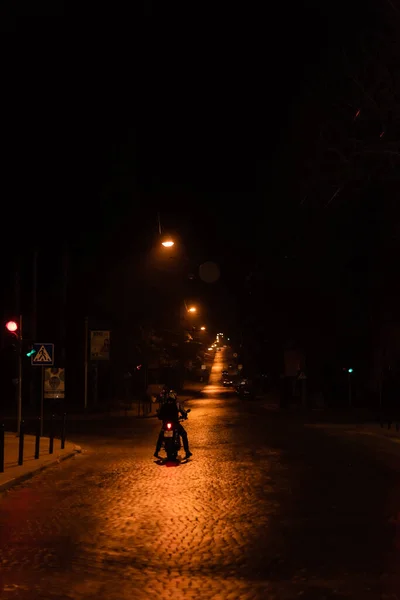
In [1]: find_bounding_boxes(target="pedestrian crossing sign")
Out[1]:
[31,343,54,366]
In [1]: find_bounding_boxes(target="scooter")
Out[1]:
[160,409,191,461]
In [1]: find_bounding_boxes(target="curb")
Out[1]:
[0,450,78,493]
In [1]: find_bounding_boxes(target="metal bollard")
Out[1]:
[18,420,24,466]
[0,423,4,473]
[34,417,41,459]
[61,413,66,450]
[49,414,55,455]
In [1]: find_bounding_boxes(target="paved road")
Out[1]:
[0,350,399,599]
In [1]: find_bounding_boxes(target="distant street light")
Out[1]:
[200,326,206,331]
[162,239,174,248]
[188,306,197,313]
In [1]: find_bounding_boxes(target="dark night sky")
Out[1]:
[1,1,398,347]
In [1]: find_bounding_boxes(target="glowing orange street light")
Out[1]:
[188,306,197,313]
[162,239,174,248]
[200,326,206,331]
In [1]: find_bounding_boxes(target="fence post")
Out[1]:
[34,417,41,459]
[18,420,24,466]
[61,413,66,450]
[0,424,4,473]
[49,414,54,455]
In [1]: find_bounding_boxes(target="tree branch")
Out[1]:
[324,186,343,208]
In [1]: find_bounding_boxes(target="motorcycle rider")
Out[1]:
[154,390,192,460]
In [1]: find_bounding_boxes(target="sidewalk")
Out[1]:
[307,422,400,446]
[0,432,78,493]
[255,390,400,446]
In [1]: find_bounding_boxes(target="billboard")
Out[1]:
[90,330,110,360]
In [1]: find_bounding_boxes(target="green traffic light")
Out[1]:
[26,349,37,358]
[348,368,353,373]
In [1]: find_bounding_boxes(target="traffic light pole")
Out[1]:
[17,314,23,436]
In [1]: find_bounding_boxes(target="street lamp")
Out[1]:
[188,306,197,313]
[162,239,174,248]
[200,326,206,331]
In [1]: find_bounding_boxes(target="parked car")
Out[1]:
[236,378,255,400]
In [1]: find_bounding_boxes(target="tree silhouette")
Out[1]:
[300,2,399,209]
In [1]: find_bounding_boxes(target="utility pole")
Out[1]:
[32,251,37,341]
[84,317,88,410]
[61,247,68,364]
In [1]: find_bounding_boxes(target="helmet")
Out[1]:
[168,390,177,401]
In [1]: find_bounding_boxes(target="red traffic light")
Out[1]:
[5,320,18,333]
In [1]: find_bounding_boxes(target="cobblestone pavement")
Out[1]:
[0,352,399,599]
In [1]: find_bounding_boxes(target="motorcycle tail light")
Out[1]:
[167,423,172,429]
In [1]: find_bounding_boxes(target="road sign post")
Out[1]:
[31,344,54,434]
